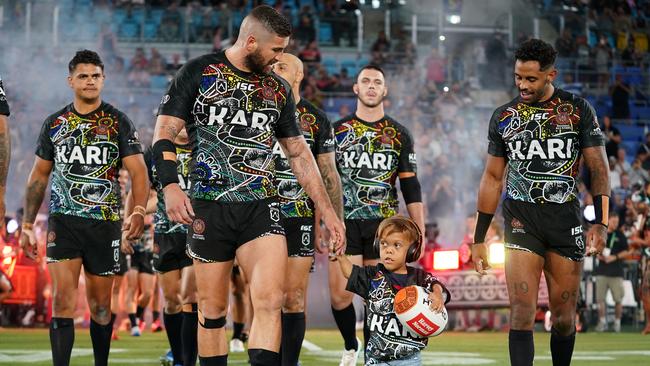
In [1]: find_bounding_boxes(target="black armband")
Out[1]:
[400,176,422,204]
[152,139,179,188]
[473,211,494,244]
[593,195,609,228]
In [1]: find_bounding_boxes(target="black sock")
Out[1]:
[509,329,534,366]
[198,355,227,366]
[128,313,137,328]
[232,321,245,340]
[332,304,358,351]
[110,313,116,331]
[248,349,279,366]
[163,312,183,365]
[550,327,576,366]
[136,306,145,323]
[90,318,114,366]
[153,310,160,322]
[182,304,198,366]
[50,317,75,366]
[281,312,306,366]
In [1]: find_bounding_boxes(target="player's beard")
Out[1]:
[358,93,384,108]
[521,80,549,104]
[245,49,273,74]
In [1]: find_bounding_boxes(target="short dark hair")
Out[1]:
[355,64,385,81]
[514,38,557,71]
[249,5,292,37]
[68,49,104,73]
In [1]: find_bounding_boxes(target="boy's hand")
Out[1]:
[428,284,445,313]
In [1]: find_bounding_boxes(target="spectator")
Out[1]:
[613,173,633,210]
[610,156,622,189]
[555,29,575,58]
[298,41,321,64]
[610,74,631,120]
[130,47,148,70]
[637,133,650,170]
[166,53,183,72]
[339,68,353,90]
[628,158,650,186]
[294,15,316,45]
[593,36,612,88]
[594,212,632,333]
[97,23,118,59]
[603,116,622,158]
[425,48,446,84]
[615,148,631,174]
[371,30,390,53]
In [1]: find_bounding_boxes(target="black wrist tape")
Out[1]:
[593,195,609,227]
[473,211,494,244]
[152,139,179,188]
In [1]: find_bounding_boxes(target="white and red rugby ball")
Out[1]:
[394,285,447,337]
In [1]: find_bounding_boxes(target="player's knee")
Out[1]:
[181,290,196,305]
[330,290,353,309]
[197,299,227,319]
[164,295,182,314]
[510,300,536,329]
[89,302,112,325]
[551,311,576,335]
[283,287,306,313]
[198,312,226,330]
[52,290,76,315]
[253,289,283,314]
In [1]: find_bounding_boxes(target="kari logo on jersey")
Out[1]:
[507,138,574,161]
[340,151,395,170]
[55,144,116,165]
[206,106,277,131]
[368,313,410,337]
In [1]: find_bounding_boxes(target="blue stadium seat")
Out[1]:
[341,59,358,76]
[113,9,127,24]
[625,67,643,86]
[319,22,333,44]
[143,21,159,41]
[616,124,644,141]
[322,57,338,75]
[119,21,139,40]
[149,9,164,24]
[150,75,169,90]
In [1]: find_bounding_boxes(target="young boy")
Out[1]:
[331,215,451,365]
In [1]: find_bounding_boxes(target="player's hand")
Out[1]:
[586,224,607,256]
[471,243,490,276]
[120,231,134,255]
[428,285,445,313]
[123,213,144,241]
[163,183,194,225]
[19,228,38,260]
[321,208,346,255]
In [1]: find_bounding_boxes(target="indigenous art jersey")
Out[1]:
[334,115,417,219]
[36,102,142,221]
[158,51,300,203]
[346,264,450,363]
[0,76,9,116]
[273,99,334,218]
[145,144,193,234]
[488,88,605,204]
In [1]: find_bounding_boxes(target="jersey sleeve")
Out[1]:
[577,98,606,148]
[0,77,10,116]
[398,127,417,173]
[118,112,143,158]
[157,58,203,123]
[417,270,452,305]
[274,83,300,138]
[35,118,54,161]
[314,110,335,155]
[487,108,506,157]
[345,265,377,299]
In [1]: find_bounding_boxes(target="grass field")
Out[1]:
[0,328,649,365]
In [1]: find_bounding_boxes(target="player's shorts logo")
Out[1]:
[113,248,119,263]
[269,204,280,223]
[192,219,206,235]
[575,235,585,250]
[47,231,56,243]
[511,218,526,234]
[301,232,310,247]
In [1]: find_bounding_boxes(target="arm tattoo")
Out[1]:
[282,136,330,209]
[0,122,10,189]
[317,156,344,219]
[23,179,47,224]
[583,147,611,197]
[164,124,179,140]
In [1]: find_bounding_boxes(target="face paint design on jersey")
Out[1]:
[489,90,604,204]
[335,116,416,220]
[48,109,122,220]
[273,99,334,218]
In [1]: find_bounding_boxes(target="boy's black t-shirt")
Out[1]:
[346,263,451,363]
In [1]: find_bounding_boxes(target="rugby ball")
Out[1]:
[394,285,447,337]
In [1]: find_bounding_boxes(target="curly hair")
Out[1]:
[249,5,292,37]
[514,38,557,71]
[68,49,104,73]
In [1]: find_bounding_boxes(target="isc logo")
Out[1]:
[236,82,256,91]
